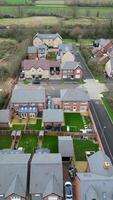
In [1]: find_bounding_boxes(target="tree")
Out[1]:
[70,27,83,42]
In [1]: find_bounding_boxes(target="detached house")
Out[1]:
[60,86,89,112]
[30,153,63,200]
[0,153,31,200]
[10,85,46,118]
[33,33,62,49]
[75,151,113,200]
[21,59,61,80]
[61,61,83,79]
[105,58,113,78]
[57,44,75,63]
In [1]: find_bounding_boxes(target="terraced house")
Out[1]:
[60,86,89,112]
[30,153,63,200]
[10,85,46,118]
[0,153,31,200]
[33,33,62,49]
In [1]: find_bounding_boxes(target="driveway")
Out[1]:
[84,79,108,100]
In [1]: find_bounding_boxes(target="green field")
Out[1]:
[0,135,12,149]
[73,139,99,161]
[42,136,58,153]
[19,135,38,153]
[0,0,32,4]
[63,113,84,132]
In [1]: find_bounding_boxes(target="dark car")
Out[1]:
[68,165,77,179]
[32,78,40,84]
[65,181,73,200]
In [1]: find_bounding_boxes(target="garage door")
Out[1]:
[48,196,58,200]
[75,74,81,79]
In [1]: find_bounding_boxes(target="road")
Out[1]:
[73,47,93,79]
[90,100,113,164]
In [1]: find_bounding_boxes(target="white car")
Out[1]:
[65,181,73,200]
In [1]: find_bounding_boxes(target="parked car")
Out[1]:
[65,181,73,200]
[32,78,40,84]
[80,128,93,134]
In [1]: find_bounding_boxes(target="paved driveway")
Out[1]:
[84,79,108,100]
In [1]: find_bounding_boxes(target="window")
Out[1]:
[11,195,21,200]
[48,196,58,200]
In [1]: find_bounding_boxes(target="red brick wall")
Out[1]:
[75,177,81,200]
[28,53,37,59]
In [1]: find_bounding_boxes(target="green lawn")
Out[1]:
[63,113,84,132]
[102,98,113,122]
[19,135,38,153]
[0,135,12,149]
[73,139,99,161]
[27,119,43,130]
[63,38,93,46]
[42,136,58,153]
[0,0,32,4]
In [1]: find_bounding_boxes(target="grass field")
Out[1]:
[102,98,113,123]
[73,139,99,161]
[19,135,38,153]
[0,5,113,18]
[0,0,32,4]
[63,113,84,132]
[0,135,12,149]
[42,136,58,153]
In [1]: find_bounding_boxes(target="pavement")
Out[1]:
[84,79,108,100]
[90,100,113,164]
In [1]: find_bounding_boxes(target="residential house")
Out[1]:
[92,39,113,64]
[105,58,113,78]
[30,153,63,200]
[61,61,83,79]
[57,44,75,63]
[0,109,10,128]
[58,136,74,161]
[33,33,62,49]
[42,109,64,131]
[107,46,113,58]
[0,153,31,200]
[60,86,89,112]
[21,59,61,80]
[10,85,46,118]
[27,46,37,59]
[75,151,113,200]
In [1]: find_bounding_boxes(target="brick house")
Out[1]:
[0,109,10,128]
[27,45,48,60]
[105,58,113,77]
[75,151,113,200]
[10,85,46,118]
[21,59,61,80]
[61,61,83,79]
[57,44,75,63]
[0,153,31,200]
[33,33,62,49]
[30,153,63,200]
[60,86,89,113]
[42,109,64,131]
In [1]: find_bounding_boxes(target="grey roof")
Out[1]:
[28,46,37,54]
[0,154,31,197]
[30,153,63,197]
[0,109,9,123]
[87,151,113,177]
[37,44,48,54]
[0,149,23,154]
[61,61,82,70]
[42,109,64,123]
[34,33,62,40]
[110,58,113,69]
[61,86,89,102]
[58,136,74,157]
[5,174,25,198]
[95,38,111,47]
[11,85,45,103]
[59,43,73,53]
